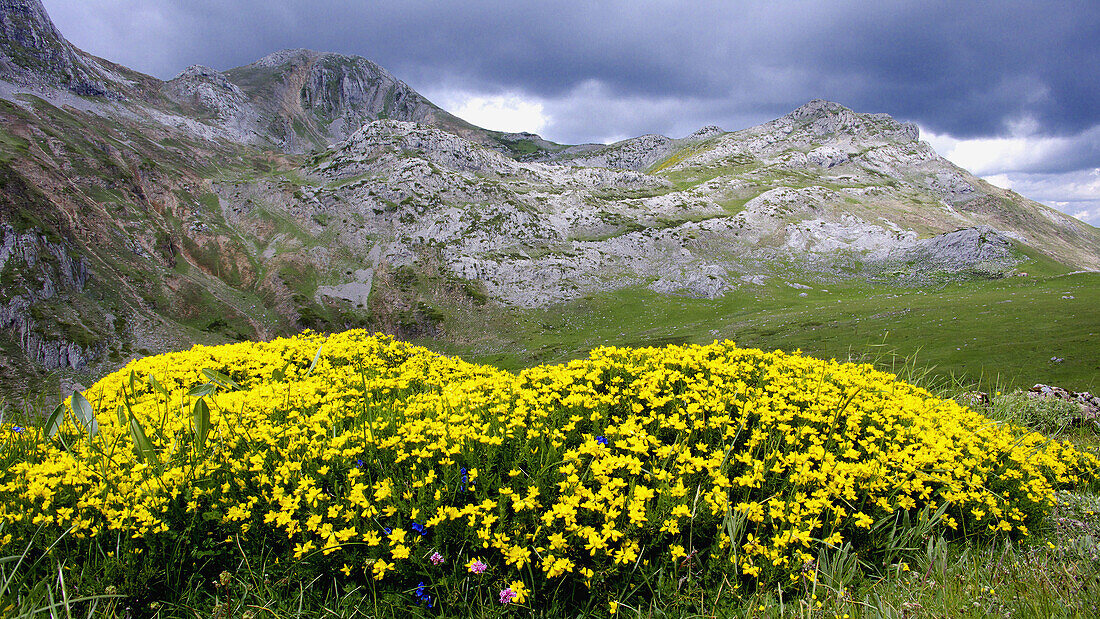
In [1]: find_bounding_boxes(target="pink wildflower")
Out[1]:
[429,551,444,566]
[500,588,517,604]
[468,559,487,574]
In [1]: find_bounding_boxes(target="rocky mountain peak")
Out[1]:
[787,98,850,119]
[688,125,725,140]
[0,0,60,49]
[780,99,919,143]
[173,64,223,80]
[211,47,460,150]
[0,0,113,96]
[251,48,323,69]
[167,64,241,96]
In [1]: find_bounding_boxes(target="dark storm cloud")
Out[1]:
[782,2,1100,138]
[42,1,1100,149]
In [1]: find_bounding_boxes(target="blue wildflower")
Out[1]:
[355,459,364,468]
[596,435,608,445]
[414,581,433,607]
[12,426,25,434]
[411,521,426,535]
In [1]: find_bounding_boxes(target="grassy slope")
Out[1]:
[429,265,1099,394]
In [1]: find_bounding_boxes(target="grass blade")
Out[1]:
[188,383,216,398]
[43,403,64,439]
[271,361,292,382]
[148,373,168,398]
[306,344,323,377]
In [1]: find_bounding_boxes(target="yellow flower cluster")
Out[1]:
[1,330,1095,606]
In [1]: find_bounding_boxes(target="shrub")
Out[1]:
[0,331,1096,615]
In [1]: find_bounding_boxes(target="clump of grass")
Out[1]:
[0,522,123,618]
[987,392,1086,437]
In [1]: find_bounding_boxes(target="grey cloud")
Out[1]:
[1009,127,1100,176]
[994,169,1100,226]
[41,1,1100,172]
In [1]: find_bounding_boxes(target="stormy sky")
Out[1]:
[41,0,1100,225]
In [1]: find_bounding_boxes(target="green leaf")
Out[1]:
[188,383,216,398]
[128,369,138,397]
[128,411,160,466]
[147,373,168,397]
[271,361,292,382]
[44,403,64,439]
[201,368,240,391]
[192,398,211,453]
[306,344,324,377]
[70,391,98,438]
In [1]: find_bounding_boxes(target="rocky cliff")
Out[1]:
[0,0,114,96]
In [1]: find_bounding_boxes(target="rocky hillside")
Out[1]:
[0,0,1098,403]
[170,49,486,152]
[213,104,1098,313]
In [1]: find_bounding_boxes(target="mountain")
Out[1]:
[0,0,124,97]
[1,0,1098,402]
[166,49,485,152]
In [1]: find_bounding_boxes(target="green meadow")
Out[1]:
[436,270,1099,395]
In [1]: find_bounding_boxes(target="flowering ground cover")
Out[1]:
[1,330,1097,617]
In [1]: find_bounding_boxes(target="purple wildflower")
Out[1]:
[429,551,444,566]
[500,588,517,604]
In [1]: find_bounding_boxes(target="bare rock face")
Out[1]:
[806,146,850,168]
[0,0,115,97]
[783,99,920,144]
[213,49,465,152]
[0,224,96,370]
[165,65,259,141]
[900,226,1018,271]
[561,134,676,170]
[301,54,438,139]
[551,125,726,171]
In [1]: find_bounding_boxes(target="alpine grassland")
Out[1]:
[1,330,1098,617]
[434,271,1100,394]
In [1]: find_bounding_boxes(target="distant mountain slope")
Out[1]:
[641,99,1100,271]
[168,49,484,152]
[213,110,1095,314]
[0,0,1097,404]
[0,0,554,155]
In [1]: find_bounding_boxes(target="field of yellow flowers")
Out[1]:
[1,330,1097,616]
